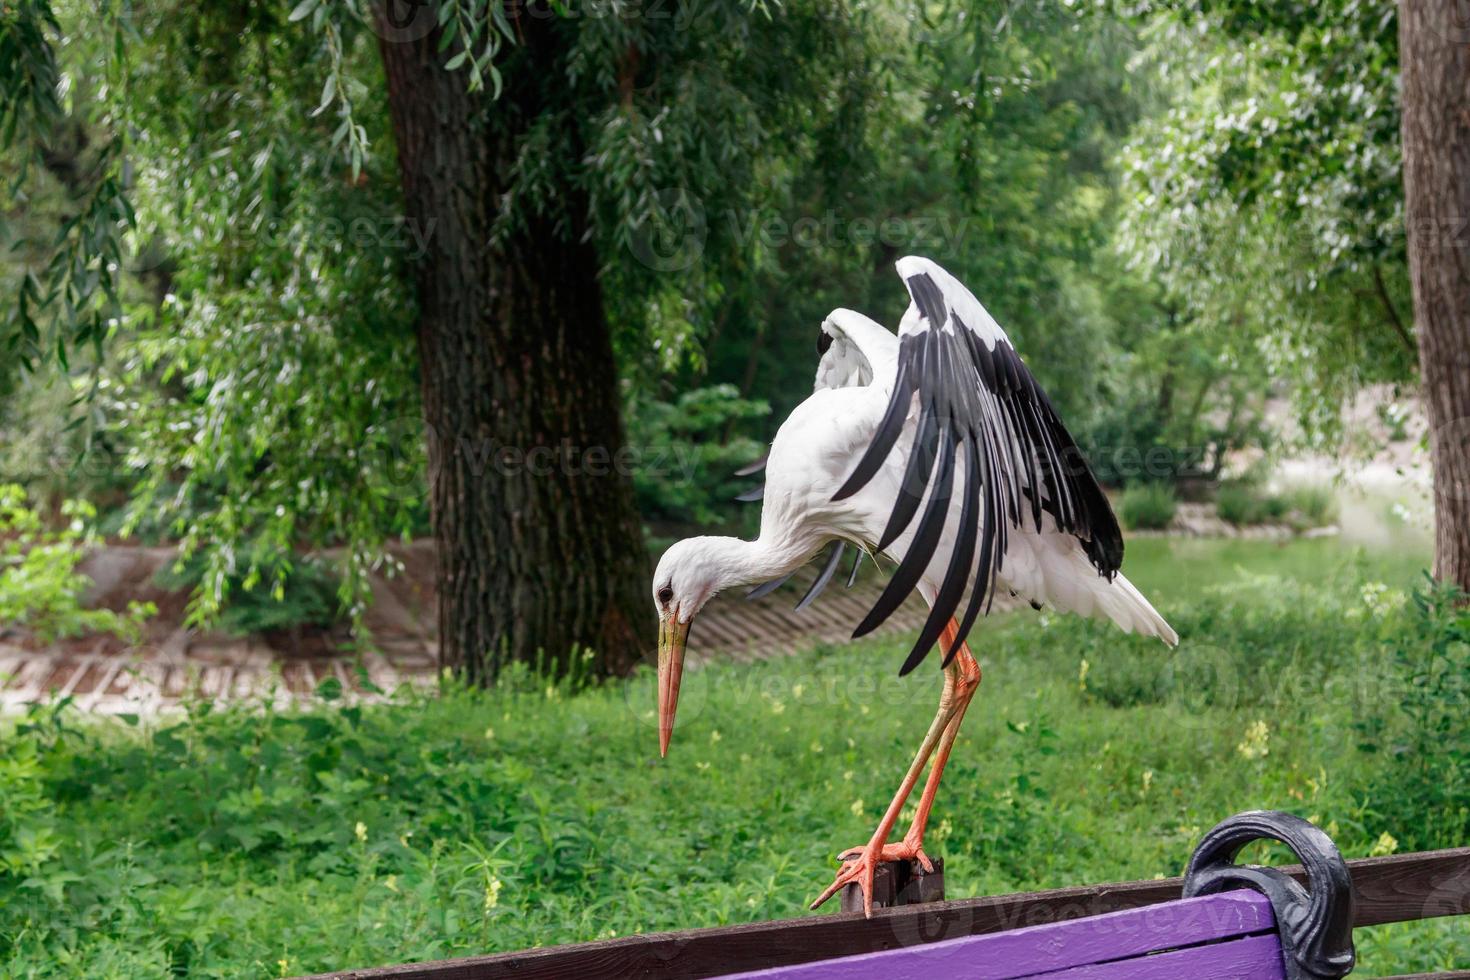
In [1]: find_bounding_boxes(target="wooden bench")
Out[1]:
[723,812,1354,979]
[309,812,1470,980]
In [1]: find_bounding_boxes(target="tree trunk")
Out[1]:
[375,5,652,681]
[1399,3,1470,594]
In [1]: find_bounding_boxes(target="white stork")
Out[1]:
[652,256,1177,916]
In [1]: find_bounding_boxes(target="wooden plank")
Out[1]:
[1349,846,1470,925]
[721,891,1277,979]
[302,848,1470,980]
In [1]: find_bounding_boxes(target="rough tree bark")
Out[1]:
[375,4,652,681]
[1399,3,1470,594]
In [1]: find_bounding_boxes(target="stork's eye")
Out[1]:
[658,586,674,605]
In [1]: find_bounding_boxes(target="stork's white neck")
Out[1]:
[684,535,813,593]
[655,533,820,623]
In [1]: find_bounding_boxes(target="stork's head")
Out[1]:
[651,536,744,757]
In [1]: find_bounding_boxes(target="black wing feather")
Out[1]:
[842,266,1123,674]
[746,572,793,600]
[795,542,846,612]
[853,415,956,640]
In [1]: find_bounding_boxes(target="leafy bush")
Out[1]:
[0,485,153,643]
[1280,484,1338,529]
[156,548,343,637]
[625,384,770,530]
[1217,480,1336,529]
[1217,481,1283,525]
[1119,483,1177,530]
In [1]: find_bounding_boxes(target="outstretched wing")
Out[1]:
[837,256,1123,675]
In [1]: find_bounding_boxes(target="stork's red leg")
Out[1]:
[811,621,981,916]
[869,641,981,867]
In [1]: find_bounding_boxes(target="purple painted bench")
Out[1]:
[721,890,1286,979]
[722,810,1356,980]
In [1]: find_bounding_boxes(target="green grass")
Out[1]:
[1118,483,1177,530]
[1,540,1465,978]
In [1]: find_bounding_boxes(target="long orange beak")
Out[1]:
[657,614,691,757]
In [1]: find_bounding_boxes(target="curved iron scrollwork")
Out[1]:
[1183,810,1356,980]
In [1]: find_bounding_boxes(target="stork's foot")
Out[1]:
[810,834,932,917]
[810,842,881,917]
[839,834,934,874]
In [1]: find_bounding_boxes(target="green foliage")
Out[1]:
[0,737,58,881]
[1216,481,1286,526]
[625,384,768,530]
[1115,1,1414,447]
[0,485,152,643]
[0,545,1464,975]
[1355,578,1470,852]
[156,549,344,638]
[1,0,422,633]
[1215,480,1337,529]
[0,0,134,374]
[1279,484,1339,529]
[1118,483,1177,530]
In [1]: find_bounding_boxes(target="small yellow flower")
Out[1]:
[384,875,399,893]
[792,683,805,699]
[1370,832,1398,857]
[355,821,367,843]
[278,959,290,977]
[485,874,503,910]
[709,729,722,743]
[769,700,786,715]
[484,726,496,740]
[843,770,855,781]
[850,798,865,816]
[696,761,711,771]
[1140,770,1154,795]
[1237,720,1270,760]
[810,740,824,754]
[1077,658,1091,693]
